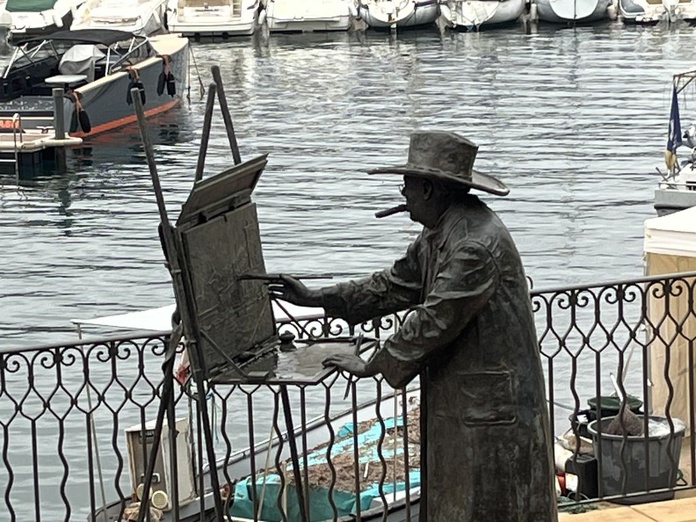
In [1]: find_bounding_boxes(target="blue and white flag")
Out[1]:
[665,85,682,170]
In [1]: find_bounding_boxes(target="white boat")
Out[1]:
[165,0,261,38]
[439,0,526,30]
[2,0,85,43]
[71,0,169,36]
[263,0,356,33]
[358,0,439,29]
[619,0,696,23]
[89,389,422,521]
[655,69,696,216]
[530,0,615,23]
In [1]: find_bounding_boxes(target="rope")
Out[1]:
[162,54,171,75]
[557,495,598,514]
[188,45,205,99]
[72,91,83,112]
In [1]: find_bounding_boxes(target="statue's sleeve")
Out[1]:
[374,240,500,388]
[319,240,423,325]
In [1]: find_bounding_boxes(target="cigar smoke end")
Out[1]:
[375,204,408,219]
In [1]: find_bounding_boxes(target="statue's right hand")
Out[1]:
[268,275,323,308]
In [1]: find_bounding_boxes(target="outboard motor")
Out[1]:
[678,124,696,170]
[683,123,696,149]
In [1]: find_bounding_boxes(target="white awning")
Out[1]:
[644,206,696,258]
[72,300,324,332]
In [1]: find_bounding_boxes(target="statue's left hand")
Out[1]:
[322,354,373,378]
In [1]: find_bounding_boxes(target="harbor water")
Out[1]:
[4,23,696,347]
[1,20,695,520]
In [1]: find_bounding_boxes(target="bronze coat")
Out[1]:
[321,196,558,521]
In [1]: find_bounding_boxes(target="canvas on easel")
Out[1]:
[172,154,279,382]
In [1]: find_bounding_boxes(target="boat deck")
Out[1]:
[0,132,81,152]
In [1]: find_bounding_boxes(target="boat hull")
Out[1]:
[439,0,526,29]
[654,167,696,216]
[165,0,259,37]
[71,37,188,137]
[264,0,353,32]
[654,186,696,216]
[359,0,440,28]
[534,0,611,22]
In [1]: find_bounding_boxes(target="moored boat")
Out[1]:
[0,29,188,139]
[3,0,86,43]
[655,161,696,216]
[439,0,526,30]
[165,0,261,38]
[263,0,356,32]
[358,0,439,29]
[530,0,615,23]
[655,69,696,216]
[71,0,169,36]
[89,388,423,521]
[619,0,696,23]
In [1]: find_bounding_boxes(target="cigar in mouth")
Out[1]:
[375,204,408,219]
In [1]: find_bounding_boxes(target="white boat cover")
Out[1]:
[72,300,324,332]
[58,43,104,81]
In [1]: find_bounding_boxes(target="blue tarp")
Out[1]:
[230,417,421,522]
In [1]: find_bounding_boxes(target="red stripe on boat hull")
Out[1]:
[70,98,181,139]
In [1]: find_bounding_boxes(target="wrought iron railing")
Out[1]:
[0,271,695,521]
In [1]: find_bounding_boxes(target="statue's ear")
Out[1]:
[422,179,434,200]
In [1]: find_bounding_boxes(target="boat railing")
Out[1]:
[1,270,695,520]
[11,112,23,145]
[657,178,696,191]
[0,113,23,180]
[106,37,152,75]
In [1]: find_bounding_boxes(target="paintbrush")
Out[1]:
[237,273,333,282]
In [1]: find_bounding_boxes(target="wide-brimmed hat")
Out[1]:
[368,131,509,196]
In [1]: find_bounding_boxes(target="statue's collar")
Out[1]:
[422,196,484,248]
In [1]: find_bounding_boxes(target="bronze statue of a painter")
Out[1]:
[270,131,558,521]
